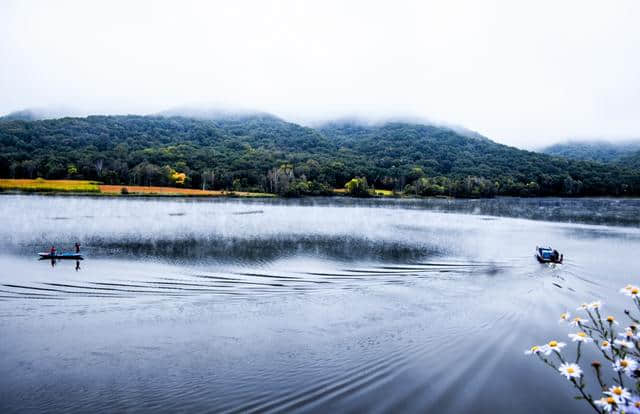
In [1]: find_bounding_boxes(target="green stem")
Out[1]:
[593,364,606,390]
[594,308,607,334]
[571,377,602,414]
[576,342,582,364]
[624,309,640,324]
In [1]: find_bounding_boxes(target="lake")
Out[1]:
[1,195,639,413]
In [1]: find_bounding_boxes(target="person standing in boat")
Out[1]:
[75,243,80,253]
[50,245,56,256]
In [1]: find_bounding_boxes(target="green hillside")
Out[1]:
[541,140,640,163]
[1,114,639,197]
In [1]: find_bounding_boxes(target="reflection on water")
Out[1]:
[38,258,83,271]
[0,195,639,413]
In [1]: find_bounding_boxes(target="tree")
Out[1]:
[345,177,371,197]
[202,169,216,190]
[94,159,104,177]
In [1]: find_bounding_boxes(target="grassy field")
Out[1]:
[0,178,100,192]
[333,188,395,196]
[0,179,397,197]
[100,185,274,197]
[0,179,274,197]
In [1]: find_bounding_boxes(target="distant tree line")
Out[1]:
[1,115,640,197]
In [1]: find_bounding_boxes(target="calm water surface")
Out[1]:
[1,195,639,413]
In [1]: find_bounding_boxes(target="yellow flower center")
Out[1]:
[635,401,640,408]
[603,341,610,346]
[566,367,574,374]
[531,346,539,352]
[612,387,622,395]
[632,288,639,294]
[607,316,615,322]
[606,397,615,404]
[621,360,629,368]
[549,341,558,347]
[577,332,587,337]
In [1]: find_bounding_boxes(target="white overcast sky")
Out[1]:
[1,0,639,148]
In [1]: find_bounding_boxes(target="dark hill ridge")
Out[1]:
[318,122,638,194]
[541,140,640,163]
[618,150,640,170]
[1,114,639,197]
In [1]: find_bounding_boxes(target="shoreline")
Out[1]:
[2,189,640,201]
[1,179,638,200]
[0,189,277,198]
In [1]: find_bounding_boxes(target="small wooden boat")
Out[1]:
[536,246,562,264]
[38,252,83,260]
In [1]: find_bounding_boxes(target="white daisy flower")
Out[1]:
[601,340,612,350]
[569,317,588,327]
[613,357,638,376]
[589,300,603,310]
[623,286,640,298]
[606,315,620,325]
[577,303,590,311]
[558,362,582,380]
[620,328,635,339]
[558,312,571,323]
[595,396,618,412]
[524,345,543,355]
[625,396,640,414]
[542,340,566,355]
[614,339,635,350]
[621,284,636,294]
[605,385,631,404]
[568,332,593,343]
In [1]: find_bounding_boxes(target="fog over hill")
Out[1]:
[0,107,87,122]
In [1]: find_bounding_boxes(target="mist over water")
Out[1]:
[1,195,639,413]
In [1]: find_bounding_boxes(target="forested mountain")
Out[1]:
[618,151,640,171]
[1,114,640,197]
[541,140,640,163]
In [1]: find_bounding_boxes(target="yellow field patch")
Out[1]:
[333,188,395,196]
[0,178,100,192]
[99,185,275,197]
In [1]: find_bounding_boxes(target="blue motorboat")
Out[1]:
[536,246,562,264]
[38,252,83,260]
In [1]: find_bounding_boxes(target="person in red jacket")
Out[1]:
[50,245,56,256]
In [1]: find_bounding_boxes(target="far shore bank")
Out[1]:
[0,178,396,198]
[2,179,638,200]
